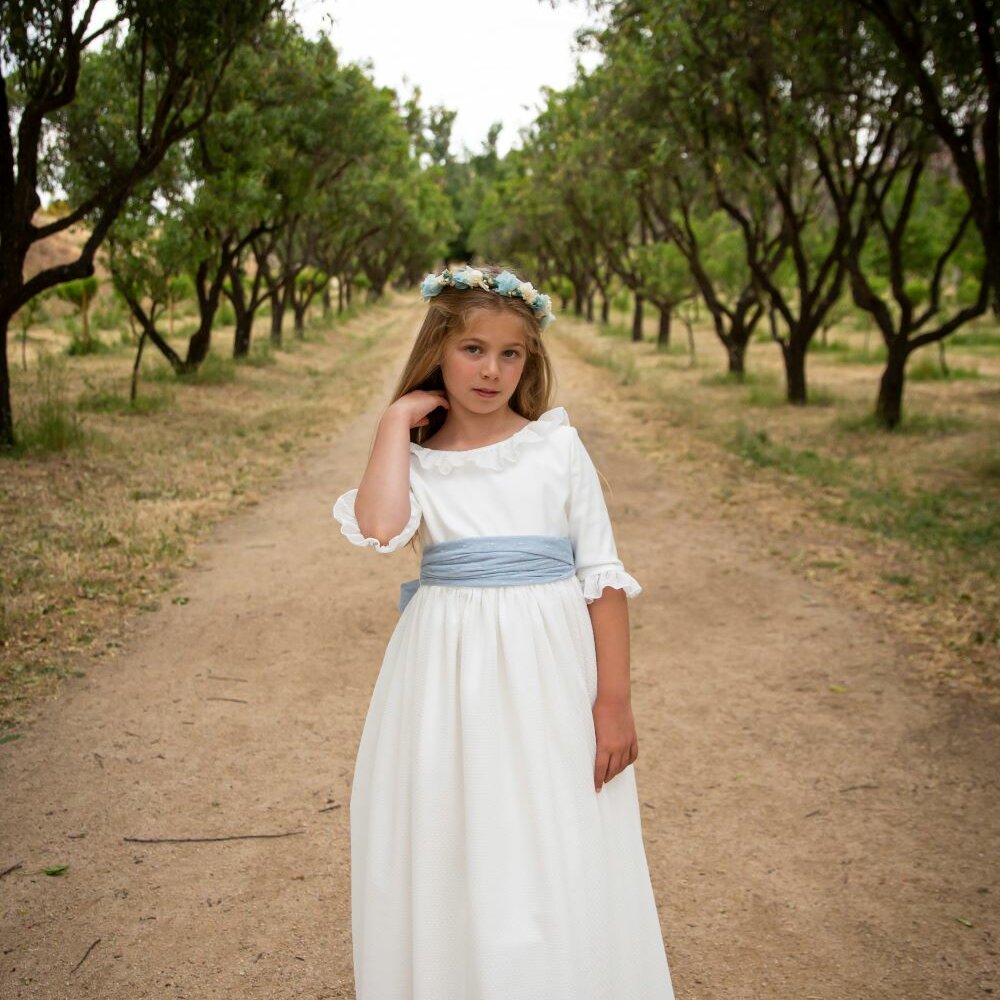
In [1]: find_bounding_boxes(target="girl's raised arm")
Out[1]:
[332,390,447,553]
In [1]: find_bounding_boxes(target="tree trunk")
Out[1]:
[293,300,307,337]
[337,279,345,314]
[269,289,283,346]
[631,294,644,343]
[781,336,808,404]
[727,340,746,376]
[185,317,212,369]
[657,305,671,347]
[322,284,332,319]
[586,292,594,323]
[233,312,253,357]
[874,343,909,429]
[601,296,610,325]
[130,330,147,402]
[0,315,14,448]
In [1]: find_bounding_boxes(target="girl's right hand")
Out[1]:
[385,389,449,429]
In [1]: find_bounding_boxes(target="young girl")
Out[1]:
[332,264,676,1000]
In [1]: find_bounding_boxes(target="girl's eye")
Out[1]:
[463,346,521,358]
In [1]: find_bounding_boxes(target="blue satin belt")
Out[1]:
[398,534,576,613]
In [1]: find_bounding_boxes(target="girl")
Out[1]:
[332,264,676,1000]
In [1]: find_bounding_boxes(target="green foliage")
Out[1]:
[92,293,126,331]
[215,301,236,327]
[54,277,99,310]
[169,274,195,301]
[907,357,981,381]
[949,327,1000,348]
[65,332,113,357]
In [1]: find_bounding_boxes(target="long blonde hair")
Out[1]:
[389,266,558,446]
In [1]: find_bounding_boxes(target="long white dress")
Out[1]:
[333,405,676,1000]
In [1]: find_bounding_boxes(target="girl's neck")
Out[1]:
[425,405,530,451]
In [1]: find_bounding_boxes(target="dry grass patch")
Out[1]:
[558,309,1000,701]
[1,295,419,730]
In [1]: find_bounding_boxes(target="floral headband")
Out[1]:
[420,266,556,330]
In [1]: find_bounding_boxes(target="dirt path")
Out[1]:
[2,307,998,999]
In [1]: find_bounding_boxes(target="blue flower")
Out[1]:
[494,270,522,295]
[451,268,473,290]
[421,273,445,299]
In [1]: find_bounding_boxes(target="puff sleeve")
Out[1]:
[332,487,422,553]
[565,427,642,603]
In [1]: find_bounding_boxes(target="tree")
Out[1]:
[0,0,277,448]
[858,0,999,315]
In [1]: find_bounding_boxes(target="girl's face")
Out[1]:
[440,308,528,414]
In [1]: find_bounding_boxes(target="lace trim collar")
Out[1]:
[409,406,569,474]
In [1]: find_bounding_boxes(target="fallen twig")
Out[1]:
[204,696,249,704]
[1,861,23,879]
[70,938,100,974]
[124,830,305,844]
[838,783,879,793]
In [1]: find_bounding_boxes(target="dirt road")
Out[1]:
[2,304,997,999]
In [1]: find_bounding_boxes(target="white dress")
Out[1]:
[333,405,676,1000]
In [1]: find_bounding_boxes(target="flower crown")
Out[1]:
[420,266,556,330]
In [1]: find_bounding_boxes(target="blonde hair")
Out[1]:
[388,263,558,446]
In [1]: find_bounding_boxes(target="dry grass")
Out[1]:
[1,294,416,729]
[558,308,1000,700]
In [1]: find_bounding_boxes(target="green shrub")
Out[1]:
[12,353,88,453]
[907,356,981,381]
[76,377,175,414]
[66,331,113,356]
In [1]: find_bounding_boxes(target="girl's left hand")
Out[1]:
[592,698,638,793]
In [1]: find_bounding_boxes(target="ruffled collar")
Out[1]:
[409,406,569,474]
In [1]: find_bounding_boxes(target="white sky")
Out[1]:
[294,0,603,157]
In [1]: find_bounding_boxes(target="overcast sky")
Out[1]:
[294,0,603,157]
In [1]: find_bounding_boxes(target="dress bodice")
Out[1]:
[333,406,641,604]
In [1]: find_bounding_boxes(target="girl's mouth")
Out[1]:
[472,388,500,397]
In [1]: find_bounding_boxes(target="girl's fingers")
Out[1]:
[596,747,627,790]
[594,748,611,792]
[608,750,624,784]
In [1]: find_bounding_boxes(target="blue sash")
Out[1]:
[398,534,576,612]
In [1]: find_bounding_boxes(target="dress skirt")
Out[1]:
[349,574,675,1000]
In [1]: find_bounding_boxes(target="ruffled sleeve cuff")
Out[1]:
[579,567,642,603]
[332,488,421,553]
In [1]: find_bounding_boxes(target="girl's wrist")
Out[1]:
[380,404,413,431]
[594,691,632,709]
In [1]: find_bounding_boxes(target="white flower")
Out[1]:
[518,282,538,306]
[464,267,485,287]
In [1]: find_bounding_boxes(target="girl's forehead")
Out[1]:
[459,309,527,342]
